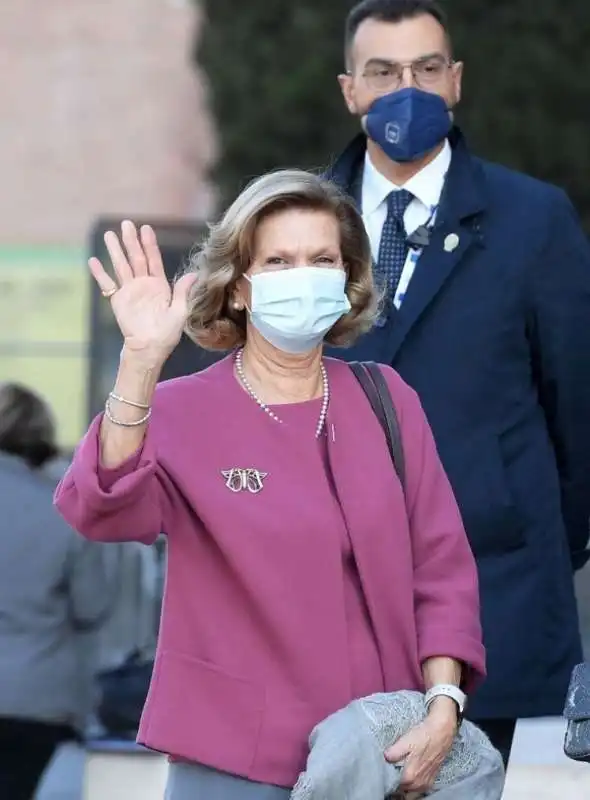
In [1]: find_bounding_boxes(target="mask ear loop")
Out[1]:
[234,274,252,315]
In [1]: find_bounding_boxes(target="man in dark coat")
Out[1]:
[325,0,590,763]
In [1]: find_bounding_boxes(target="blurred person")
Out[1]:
[90,538,162,740]
[0,383,117,800]
[325,0,590,764]
[94,539,160,673]
[55,171,486,798]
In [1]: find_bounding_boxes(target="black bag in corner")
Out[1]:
[96,652,154,739]
[563,662,590,762]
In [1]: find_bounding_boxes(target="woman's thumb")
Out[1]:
[385,735,410,764]
[171,272,197,312]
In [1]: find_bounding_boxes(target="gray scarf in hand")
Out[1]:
[291,690,504,800]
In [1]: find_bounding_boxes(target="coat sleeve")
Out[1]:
[527,189,590,571]
[54,414,163,545]
[385,369,486,691]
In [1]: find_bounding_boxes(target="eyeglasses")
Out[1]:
[358,54,453,92]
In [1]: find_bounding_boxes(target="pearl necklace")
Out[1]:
[235,348,330,439]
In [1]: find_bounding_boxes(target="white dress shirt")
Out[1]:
[361,139,451,308]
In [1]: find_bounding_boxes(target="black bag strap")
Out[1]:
[349,361,406,492]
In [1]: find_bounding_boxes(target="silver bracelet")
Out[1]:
[109,391,151,410]
[104,398,151,427]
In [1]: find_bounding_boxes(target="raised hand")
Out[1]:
[89,220,197,367]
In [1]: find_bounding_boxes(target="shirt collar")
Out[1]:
[361,139,452,216]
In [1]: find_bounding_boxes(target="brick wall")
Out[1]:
[0,0,216,246]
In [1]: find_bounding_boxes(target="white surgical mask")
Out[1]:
[246,266,351,354]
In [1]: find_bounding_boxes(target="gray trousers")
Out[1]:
[165,761,292,799]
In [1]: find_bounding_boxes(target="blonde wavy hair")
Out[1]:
[183,169,379,350]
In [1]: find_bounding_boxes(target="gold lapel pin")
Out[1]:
[443,233,460,253]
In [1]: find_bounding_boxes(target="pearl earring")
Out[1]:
[233,301,241,310]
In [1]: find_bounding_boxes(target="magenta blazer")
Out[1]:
[55,356,485,787]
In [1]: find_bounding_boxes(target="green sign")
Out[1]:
[0,247,89,448]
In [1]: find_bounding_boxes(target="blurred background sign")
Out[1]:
[0,222,225,450]
[0,246,88,449]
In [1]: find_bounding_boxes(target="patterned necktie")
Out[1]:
[375,189,414,312]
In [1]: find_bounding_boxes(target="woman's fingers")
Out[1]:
[88,257,118,296]
[121,220,149,277]
[104,230,133,284]
[100,220,165,285]
[140,225,166,277]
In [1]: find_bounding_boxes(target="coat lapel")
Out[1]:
[325,133,366,209]
[384,130,488,360]
[384,218,478,358]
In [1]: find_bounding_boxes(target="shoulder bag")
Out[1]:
[349,361,406,492]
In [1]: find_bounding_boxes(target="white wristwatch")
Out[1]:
[424,684,467,719]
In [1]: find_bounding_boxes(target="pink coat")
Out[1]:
[55,356,485,787]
